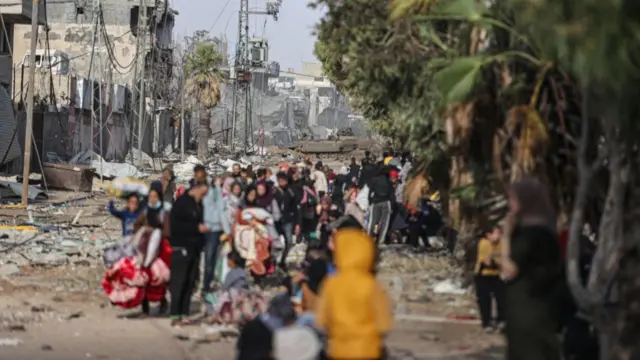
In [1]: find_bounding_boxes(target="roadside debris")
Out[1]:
[69,150,148,179]
[432,279,467,295]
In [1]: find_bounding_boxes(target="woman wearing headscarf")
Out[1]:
[330,174,346,212]
[102,188,171,315]
[138,187,172,314]
[256,180,277,214]
[160,167,176,205]
[236,184,276,277]
[241,185,259,209]
[501,177,565,360]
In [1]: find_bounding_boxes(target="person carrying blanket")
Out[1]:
[233,207,278,277]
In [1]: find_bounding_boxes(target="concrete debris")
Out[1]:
[0,264,20,277]
[70,150,148,179]
[173,155,201,182]
[0,229,112,273]
[432,279,467,295]
[125,149,154,169]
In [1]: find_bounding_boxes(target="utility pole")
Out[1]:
[332,88,338,131]
[91,0,102,180]
[230,0,281,154]
[21,0,40,206]
[179,77,185,161]
[131,0,148,168]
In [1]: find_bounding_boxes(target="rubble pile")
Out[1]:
[0,228,112,276]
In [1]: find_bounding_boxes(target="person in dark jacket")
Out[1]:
[168,181,210,326]
[275,172,302,270]
[367,166,394,244]
[358,158,378,188]
[348,157,360,181]
[502,177,564,360]
[288,168,304,204]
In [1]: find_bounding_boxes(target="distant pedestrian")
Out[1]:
[474,223,505,332]
[310,162,328,198]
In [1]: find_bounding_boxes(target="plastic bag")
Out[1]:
[356,184,370,211]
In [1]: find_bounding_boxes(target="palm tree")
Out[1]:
[185,42,225,160]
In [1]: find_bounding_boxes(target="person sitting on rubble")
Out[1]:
[109,193,145,238]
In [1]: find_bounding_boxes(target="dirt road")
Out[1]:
[0,267,504,360]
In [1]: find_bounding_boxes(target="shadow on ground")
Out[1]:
[388,345,504,360]
[116,300,202,319]
[466,346,503,360]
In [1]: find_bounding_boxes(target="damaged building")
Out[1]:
[2,0,179,175]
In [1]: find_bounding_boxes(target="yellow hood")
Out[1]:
[316,228,392,359]
[333,228,374,273]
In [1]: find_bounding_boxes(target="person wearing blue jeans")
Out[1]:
[196,167,231,299]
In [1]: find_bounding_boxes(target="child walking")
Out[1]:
[316,228,392,360]
[474,223,505,332]
[108,193,144,237]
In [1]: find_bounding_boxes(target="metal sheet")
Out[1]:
[0,87,21,165]
[0,180,48,200]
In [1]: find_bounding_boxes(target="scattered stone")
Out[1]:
[406,294,431,303]
[41,344,53,351]
[419,332,440,342]
[60,239,81,247]
[31,305,54,313]
[174,333,190,341]
[31,253,68,267]
[0,264,20,277]
[65,311,84,320]
[0,338,22,347]
[7,324,26,331]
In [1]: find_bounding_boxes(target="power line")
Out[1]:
[99,8,137,72]
[207,0,232,33]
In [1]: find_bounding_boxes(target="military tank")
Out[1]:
[294,128,379,160]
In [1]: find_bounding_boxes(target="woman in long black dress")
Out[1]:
[501,177,564,360]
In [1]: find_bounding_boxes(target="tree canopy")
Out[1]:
[312,0,640,356]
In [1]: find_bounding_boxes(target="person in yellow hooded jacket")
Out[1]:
[315,228,392,360]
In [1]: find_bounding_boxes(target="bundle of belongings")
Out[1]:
[233,207,279,276]
[108,177,149,199]
[101,227,171,308]
[203,208,278,325]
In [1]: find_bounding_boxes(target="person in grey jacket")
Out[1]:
[197,167,231,297]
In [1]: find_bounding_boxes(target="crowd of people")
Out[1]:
[98,150,597,360]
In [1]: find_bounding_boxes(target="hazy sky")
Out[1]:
[171,0,322,71]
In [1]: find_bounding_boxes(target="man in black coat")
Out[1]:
[168,181,209,326]
[358,158,378,189]
[348,157,360,181]
[274,172,302,270]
